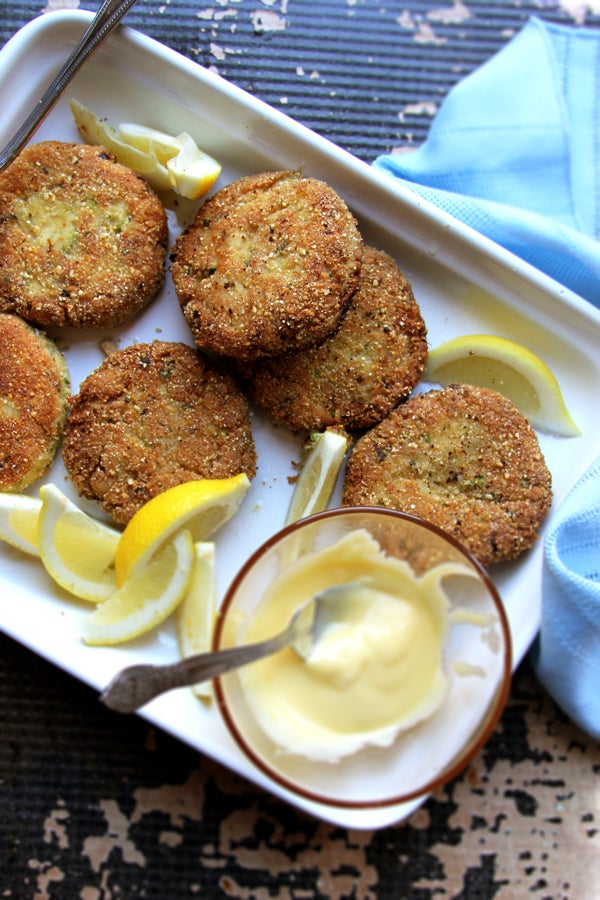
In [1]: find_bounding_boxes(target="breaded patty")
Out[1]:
[62,341,256,525]
[171,170,362,360]
[0,141,168,328]
[342,383,552,567]
[0,313,70,492]
[238,246,427,431]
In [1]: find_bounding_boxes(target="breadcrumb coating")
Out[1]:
[0,313,70,492]
[238,246,427,431]
[0,141,168,328]
[63,342,256,525]
[342,383,552,566]
[171,170,363,360]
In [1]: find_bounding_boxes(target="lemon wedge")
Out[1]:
[81,530,195,646]
[425,334,581,437]
[0,493,41,556]
[114,474,251,587]
[70,100,222,199]
[70,99,172,191]
[285,428,351,526]
[176,542,217,699]
[120,124,222,200]
[38,484,121,602]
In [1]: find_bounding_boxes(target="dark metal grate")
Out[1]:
[2,1,599,162]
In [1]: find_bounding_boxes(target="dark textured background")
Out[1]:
[1,3,600,898]
[3,0,599,163]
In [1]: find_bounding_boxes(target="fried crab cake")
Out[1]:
[342,383,552,567]
[62,341,256,525]
[0,141,168,328]
[0,313,70,492]
[171,170,363,360]
[238,246,428,432]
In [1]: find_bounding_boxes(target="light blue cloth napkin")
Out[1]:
[373,16,600,737]
[531,458,600,739]
[373,17,600,307]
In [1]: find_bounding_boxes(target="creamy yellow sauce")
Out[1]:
[237,529,477,761]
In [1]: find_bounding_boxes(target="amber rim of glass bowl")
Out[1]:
[213,506,513,811]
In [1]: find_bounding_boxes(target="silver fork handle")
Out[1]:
[0,0,138,174]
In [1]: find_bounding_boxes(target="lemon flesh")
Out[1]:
[176,542,217,699]
[115,474,250,587]
[285,428,351,526]
[82,530,195,646]
[38,484,120,602]
[117,122,184,164]
[0,493,41,556]
[425,334,581,437]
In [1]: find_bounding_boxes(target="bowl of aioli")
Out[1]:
[213,507,512,810]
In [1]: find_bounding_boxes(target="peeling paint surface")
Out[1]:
[251,9,287,33]
[42,0,80,11]
[1,1,600,897]
[9,0,596,161]
[2,651,598,898]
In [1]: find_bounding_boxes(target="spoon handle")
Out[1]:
[100,628,292,715]
[0,0,138,174]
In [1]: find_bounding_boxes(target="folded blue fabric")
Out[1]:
[530,458,600,739]
[373,17,600,307]
[373,16,600,738]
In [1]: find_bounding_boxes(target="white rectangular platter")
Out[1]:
[1,10,599,830]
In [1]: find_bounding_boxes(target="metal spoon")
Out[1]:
[0,0,138,174]
[100,582,363,714]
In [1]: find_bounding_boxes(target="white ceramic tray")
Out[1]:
[1,10,599,830]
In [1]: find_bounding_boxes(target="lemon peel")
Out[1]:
[81,530,195,646]
[425,334,581,437]
[115,474,251,587]
[285,428,351,526]
[70,100,222,199]
[176,541,218,699]
[38,484,120,602]
[0,492,41,556]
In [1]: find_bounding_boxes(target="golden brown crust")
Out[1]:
[238,246,428,431]
[342,383,553,567]
[0,141,168,328]
[171,170,363,360]
[0,313,70,492]
[62,341,256,525]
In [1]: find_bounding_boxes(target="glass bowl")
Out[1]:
[213,507,512,810]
